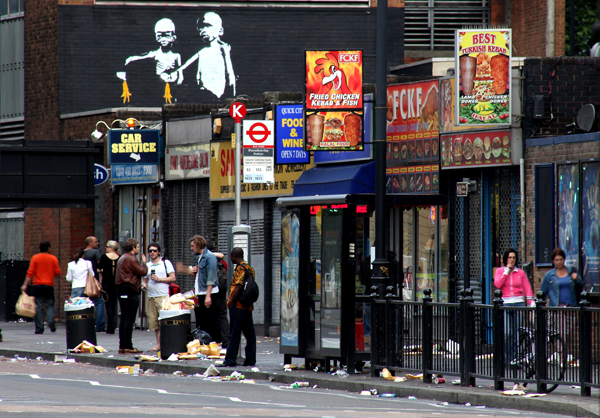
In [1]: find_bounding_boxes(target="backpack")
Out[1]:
[239,264,259,305]
[217,259,228,296]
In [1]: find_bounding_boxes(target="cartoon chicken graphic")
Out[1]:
[313,53,353,96]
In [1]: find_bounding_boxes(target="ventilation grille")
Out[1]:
[405,0,490,49]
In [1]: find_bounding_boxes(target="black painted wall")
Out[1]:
[59,5,404,114]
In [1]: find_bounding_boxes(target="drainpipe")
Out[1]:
[546,0,556,56]
[520,158,526,259]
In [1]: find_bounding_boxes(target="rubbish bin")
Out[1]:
[159,309,192,360]
[65,303,97,350]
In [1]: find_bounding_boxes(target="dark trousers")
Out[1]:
[213,293,230,346]
[224,305,256,366]
[194,294,220,343]
[32,285,55,334]
[104,288,118,333]
[118,291,139,350]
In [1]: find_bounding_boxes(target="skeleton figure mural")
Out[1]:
[116,18,183,104]
[173,12,236,99]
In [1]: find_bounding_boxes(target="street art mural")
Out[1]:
[58,6,404,114]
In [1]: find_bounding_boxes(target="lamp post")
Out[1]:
[371,0,390,299]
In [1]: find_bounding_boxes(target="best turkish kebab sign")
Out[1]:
[455,29,512,126]
[305,50,364,152]
[109,130,160,165]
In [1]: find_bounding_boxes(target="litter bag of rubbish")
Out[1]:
[191,328,212,345]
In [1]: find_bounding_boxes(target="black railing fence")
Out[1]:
[370,287,600,396]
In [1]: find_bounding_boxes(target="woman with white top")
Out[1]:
[66,247,94,298]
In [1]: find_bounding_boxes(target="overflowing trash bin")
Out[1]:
[159,309,192,360]
[65,298,97,350]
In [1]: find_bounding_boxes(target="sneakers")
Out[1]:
[513,383,528,391]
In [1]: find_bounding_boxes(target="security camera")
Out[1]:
[91,130,104,142]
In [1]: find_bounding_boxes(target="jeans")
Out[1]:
[71,287,85,298]
[94,295,106,332]
[504,301,525,364]
[118,291,139,350]
[194,294,220,343]
[224,305,256,366]
[32,285,55,334]
[213,293,230,346]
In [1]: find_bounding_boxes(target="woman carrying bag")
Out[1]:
[66,247,94,298]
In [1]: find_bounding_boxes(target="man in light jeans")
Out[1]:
[142,242,176,352]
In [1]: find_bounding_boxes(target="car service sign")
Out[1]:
[243,120,274,183]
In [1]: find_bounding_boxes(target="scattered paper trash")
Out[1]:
[452,379,461,385]
[382,368,395,381]
[251,367,260,372]
[500,390,525,396]
[335,370,349,378]
[228,371,245,380]
[167,353,179,361]
[203,364,220,377]
[139,355,159,362]
[36,357,43,361]
[54,355,68,363]
[173,370,183,376]
[284,363,298,370]
[464,402,471,407]
[144,369,154,375]
[407,396,417,400]
[360,390,372,396]
[242,379,256,384]
[406,373,423,379]
[523,393,547,398]
[116,364,140,374]
[378,393,396,398]
[394,377,407,382]
[438,402,449,406]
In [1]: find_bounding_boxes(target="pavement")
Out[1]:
[0,320,598,417]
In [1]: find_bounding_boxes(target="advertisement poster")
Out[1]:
[305,50,363,111]
[455,29,511,125]
[386,165,439,195]
[440,130,511,169]
[275,104,309,164]
[557,163,580,269]
[306,110,363,151]
[281,211,300,346]
[210,141,313,200]
[314,93,373,164]
[581,161,600,290]
[386,80,440,168]
[439,77,489,132]
[165,144,210,180]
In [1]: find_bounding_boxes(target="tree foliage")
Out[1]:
[565,0,598,56]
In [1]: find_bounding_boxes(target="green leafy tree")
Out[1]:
[565,0,599,56]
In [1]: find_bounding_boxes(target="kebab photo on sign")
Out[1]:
[457,30,511,125]
[306,111,363,151]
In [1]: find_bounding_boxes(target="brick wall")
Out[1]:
[523,57,600,291]
[510,0,565,57]
[24,0,59,140]
[24,207,95,320]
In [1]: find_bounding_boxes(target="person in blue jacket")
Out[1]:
[540,248,584,307]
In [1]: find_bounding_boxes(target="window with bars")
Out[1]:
[0,0,24,17]
[404,0,490,50]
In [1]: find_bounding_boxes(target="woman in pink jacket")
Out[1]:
[494,248,534,366]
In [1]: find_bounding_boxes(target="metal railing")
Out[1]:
[370,286,600,396]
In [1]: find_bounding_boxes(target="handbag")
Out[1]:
[16,291,36,318]
[84,273,107,301]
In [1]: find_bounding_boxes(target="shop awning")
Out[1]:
[292,160,376,197]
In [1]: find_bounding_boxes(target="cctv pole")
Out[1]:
[371,0,389,299]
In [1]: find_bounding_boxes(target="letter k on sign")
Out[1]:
[229,102,247,122]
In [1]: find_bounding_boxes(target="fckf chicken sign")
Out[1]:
[305,50,364,152]
[455,29,511,126]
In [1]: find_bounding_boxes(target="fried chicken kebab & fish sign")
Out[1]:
[305,50,364,151]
